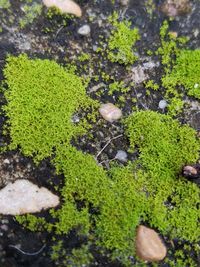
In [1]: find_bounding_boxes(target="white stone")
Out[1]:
[43,0,82,17]
[115,150,128,162]
[99,103,122,123]
[0,179,60,215]
[3,159,10,164]
[136,225,167,262]
[158,100,167,109]
[194,83,199,89]
[131,66,148,84]
[77,24,91,36]
[120,0,129,6]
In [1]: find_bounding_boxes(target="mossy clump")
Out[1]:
[19,2,42,28]
[162,49,200,99]
[13,110,200,265]
[154,20,188,116]
[124,110,200,242]
[3,54,96,162]
[0,0,10,9]
[107,14,140,65]
[125,110,199,176]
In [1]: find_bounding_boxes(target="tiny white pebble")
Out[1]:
[158,100,167,109]
[99,103,122,123]
[194,83,199,89]
[3,159,10,164]
[115,150,128,162]
[77,24,91,36]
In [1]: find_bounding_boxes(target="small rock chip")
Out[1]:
[43,0,82,17]
[183,165,198,177]
[77,24,91,36]
[99,103,122,123]
[115,150,128,162]
[0,179,60,215]
[120,0,129,6]
[160,0,191,17]
[158,100,167,109]
[136,225,167,262]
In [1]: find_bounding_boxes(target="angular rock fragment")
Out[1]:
[160,0,191,17]
[99,103,122,123]
[136,225,167,262]
[43,0,82,17]
[0,179,60,215]
[77,24,91,36]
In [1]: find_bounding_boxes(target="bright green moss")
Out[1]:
[124,111,200,242]
[125,111,199,176]
[0,0,10,9]
[15,214,52,232]
[19,2,42,28]
[155,21,189,116]
[162,49,200,99]
[3,54,96,162]
[156,20,188,74]
[14,111,200,265]
[107,14,140,65]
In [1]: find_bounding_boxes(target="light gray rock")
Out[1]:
[77,24,91,36]
[158,100,167,109]
[0,179,60,215]
[115,150,128,162]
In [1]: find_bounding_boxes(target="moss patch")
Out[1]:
[107,13,140,65]
[3,54,96,162]
[162,49,200,99]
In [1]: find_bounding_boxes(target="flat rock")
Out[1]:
[136,225,167,262]
[0,179,60,215]
[43,0,82,17]
[160,0,191,17]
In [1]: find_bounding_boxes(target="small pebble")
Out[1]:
[120,0,129,6]
[194,83,199,89]
[115,150,128,162]
[136,225,167,262]
[99,103,122,123]
[3,159,10,164]
[158,100,167,109]
[77,24,91,36]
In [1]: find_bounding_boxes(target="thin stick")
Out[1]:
[9,244,46,256]
[55,25,64,39]
[95,134,123,159]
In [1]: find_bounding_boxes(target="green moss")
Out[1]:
[124,111,200,242]
[162,49,200,99]
[19,2,42,28]
[144,79,159,91]
[125,110,199,176]
[15,214,52,232]
[3,54,96,162]
[107,13,140,65]
[155,21,189,116]
[0,0,10,9]
[108,81,131,95]
[156,20,188,74]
